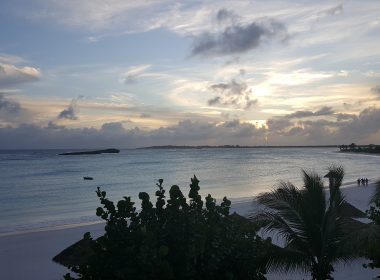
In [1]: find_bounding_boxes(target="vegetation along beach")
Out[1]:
[1,1,380,279]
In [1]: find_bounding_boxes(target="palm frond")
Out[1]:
[254,166,356,278]
[256,183,308,240]
[300,170,326,223]
[265,243,311,273]
[255,211,307,245]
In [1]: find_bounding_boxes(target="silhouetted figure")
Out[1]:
[365,178,369,185]
[361,178,365,185]
[357,178,361,185]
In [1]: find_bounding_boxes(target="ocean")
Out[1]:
[0,147,379,235]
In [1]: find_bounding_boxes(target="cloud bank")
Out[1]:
[1,107,380,149]
[285,106,335,119]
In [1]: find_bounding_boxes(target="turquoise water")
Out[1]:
[0,148,379,234]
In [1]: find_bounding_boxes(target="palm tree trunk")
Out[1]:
[311,262,334,280]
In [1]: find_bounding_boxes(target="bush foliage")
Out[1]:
[364,198,380,270]
[63,176,269,280]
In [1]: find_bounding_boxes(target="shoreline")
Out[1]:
[0,220,105,238]
[338,151,380,156]
[1,182,379,280]
[0,179,371,238]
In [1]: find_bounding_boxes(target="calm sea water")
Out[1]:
[0,148,379,234]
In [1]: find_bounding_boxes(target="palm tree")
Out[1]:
[253,166,356,280]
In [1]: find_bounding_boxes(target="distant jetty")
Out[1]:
[339,143,380,154]
[59,148,120,155]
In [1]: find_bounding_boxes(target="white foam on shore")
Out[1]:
[1,182,379,280]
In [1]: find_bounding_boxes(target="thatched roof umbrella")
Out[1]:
[52,232,94,268]
[340,202,367,218]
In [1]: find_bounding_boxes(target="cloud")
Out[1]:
[285,106,334,119]
[1,106,380,148]
[46,121,65,130]
[101,122,125,132]
[317,4,344,18]
[0,94,21,114]
[0,63,40,88]
[266,118,293,133]
[0,94,30,123]
[20,1,170,33]
[0,119,263,149]
[0,93,22,121]
[122,64,151,84]
[371,85,380,99]
[216,9,238,23]
[338,107,380,138]
[191,13,287,57]
[57,99,78,120]
[208,79,257,110]
[0,54,26,64]
[336,113,357,121]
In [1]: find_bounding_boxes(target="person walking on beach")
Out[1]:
[357,178,361,185]
[365,178,369,185]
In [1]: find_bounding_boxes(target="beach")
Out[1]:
[1,182,379,280]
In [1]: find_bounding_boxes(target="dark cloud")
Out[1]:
[301,119,340,128]
[208,80,257,110]
[315,106,334,116]
[0,63,40,88]
[0,94,21,114]
[266,118,292,132]
[0,94,29,122]
[46,121,65,130]
[216,9,237,23]
[285,106,334,119]
[271,107,380,144]
[208,96,221,106]
[191,16,287,57]
[57,100,78,120]
[101,122,125,132]
[336,113,357,121]
[338,107,380,138]
[286,110,314,118]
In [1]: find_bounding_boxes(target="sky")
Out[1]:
[0,0,380,148]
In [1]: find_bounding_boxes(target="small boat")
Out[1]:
[83,176,94,180]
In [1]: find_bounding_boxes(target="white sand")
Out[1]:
[1,183,379,280]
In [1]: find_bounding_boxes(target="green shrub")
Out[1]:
[363,198,380,270]
[62,176,269,280]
